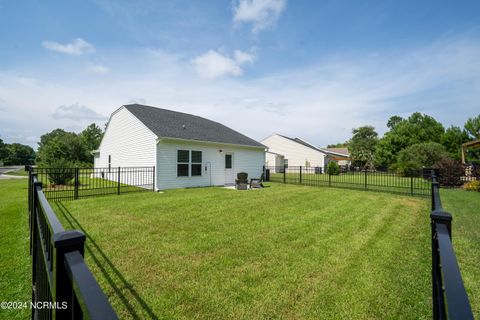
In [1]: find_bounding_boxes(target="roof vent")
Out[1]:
[182,124,186,129]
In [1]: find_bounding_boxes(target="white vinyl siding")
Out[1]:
[261,134,326,168]
[94,107,157,169]
[156,139,264,190]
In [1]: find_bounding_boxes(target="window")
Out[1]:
[284,159,288,168]
[225,154,232,169]
[177,150,202,177]
[108,155,111,172]
[177,150,189,177]
[191,151,202,176]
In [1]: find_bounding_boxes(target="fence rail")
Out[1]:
[28,173,118,319]
[265,166,431,196]
[430,171,473,319]
[30,166,155,201]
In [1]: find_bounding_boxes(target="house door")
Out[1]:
[225,153,234,185]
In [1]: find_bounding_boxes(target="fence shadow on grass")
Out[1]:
[54,202,159,320]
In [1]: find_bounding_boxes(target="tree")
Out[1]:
[375,112,445,167]
[36,130,90,166]
[441,126,470,160]
[0,138,9,162]
[396,142,447,174]
[348,126,378,168]
[327,141,350,148]
[386,115,403,131]
[80,123,103,162]
[4,143,36,165]
[464,114,480,139]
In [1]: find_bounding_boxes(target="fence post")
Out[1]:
[74,168,79,200]
[283,165,286,184]
[410,175,414,196]
[328,171,331,187]
[117,167,121,195]
[364,168,367,190]
[152,166,155,191]
[300,166,302,184]
[53,230,86,319]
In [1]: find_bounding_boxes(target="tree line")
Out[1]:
[330,112,480,172]
[0,123,103,167]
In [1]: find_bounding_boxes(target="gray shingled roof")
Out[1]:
[124,104,264,148]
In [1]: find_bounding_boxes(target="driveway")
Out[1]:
[0,166,27,179]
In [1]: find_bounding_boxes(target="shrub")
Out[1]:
[463,180,480,192]
[396,142,447,173]
[326,161,340,175]
[433,156,464,187]
[42,158,76,185]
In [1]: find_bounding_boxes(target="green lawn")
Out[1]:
[440,188,480,317]
[0,179,31,320]
[1,179,478,320]
[54,183,433,319]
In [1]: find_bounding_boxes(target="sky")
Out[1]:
[0,0,479,149]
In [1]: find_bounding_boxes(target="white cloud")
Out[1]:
[192,49,256,79]
[1,36,480,148]
[87,64,109,74]
[42,38,95,55]
[233,0,286,32]
[51,104,106,121]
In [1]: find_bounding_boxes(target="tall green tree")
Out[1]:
[37,130,89,166]
[375,112,445,167]
[348,126,378,168]
[464,114,480,140]
[80,123,103,162]
[440,126,470,160]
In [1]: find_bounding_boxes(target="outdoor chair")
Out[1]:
[235,172,249,190]
[250,173,264,189]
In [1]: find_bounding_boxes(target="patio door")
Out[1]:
[224,153,234,185]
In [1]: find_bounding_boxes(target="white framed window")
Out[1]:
[177,150,203,177]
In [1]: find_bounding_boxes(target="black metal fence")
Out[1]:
[28,173,118,319]
[265,166,431,196]
[30,166,155,201]
[430,171,473,319]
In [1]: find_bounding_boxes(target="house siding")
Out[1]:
[261,134,326,168]
[156,139,265,190]
[94,107,157,169]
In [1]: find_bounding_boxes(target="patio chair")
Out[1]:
[235,172,249,190]
[250,173,264,189]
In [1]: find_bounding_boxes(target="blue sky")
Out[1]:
[1,0,479,148]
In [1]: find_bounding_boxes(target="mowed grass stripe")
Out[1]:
[0,179,31,320]
[55,183,431,319]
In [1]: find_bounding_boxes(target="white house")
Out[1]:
[94,104,266,190]
[261,134,350,171]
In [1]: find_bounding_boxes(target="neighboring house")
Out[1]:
[265,151,285,173]
[94,104,265,190]
[261,134,328,170]
[324,147,351,166]
[261,134,352,171]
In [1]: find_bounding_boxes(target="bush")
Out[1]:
[326,161,340,175]
[433,156,464,187]
[42,159,76,185]
[463,180,480,192]
[396,142,447,173]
